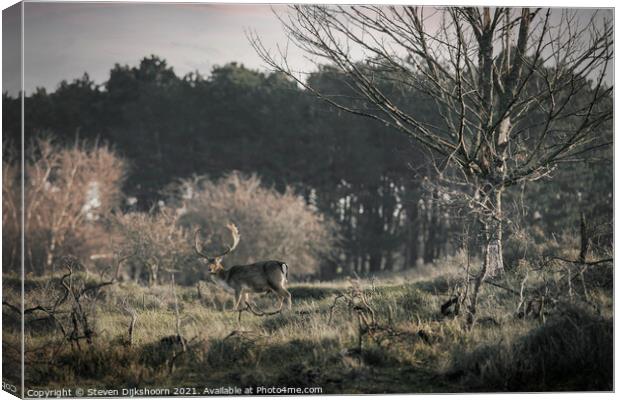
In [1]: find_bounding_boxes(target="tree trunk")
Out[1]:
[384,251,395,272]
[368,251,382,274]
[466,184,505,328]
[46,232,57,274]
[405,201,419,268]
[320,260,337,280]
[484,187,504,278]
[578,212,588,263]
[423,190,439,264]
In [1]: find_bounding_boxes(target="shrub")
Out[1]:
[168,172,338,278]
[110,208,200,285]
[3,137,126,274]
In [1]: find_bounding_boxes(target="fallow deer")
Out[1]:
[194,223,292,313]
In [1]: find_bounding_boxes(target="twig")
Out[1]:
[481,279,520,296]
[550,256,613,266]
[328,294,346,324]
[168,274,187,373]
[170,274,186,352]
[120,298,138,346]
[516,270,529,316]
[243,301,283,317]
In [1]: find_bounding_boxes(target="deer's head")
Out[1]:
[194,223,240,275]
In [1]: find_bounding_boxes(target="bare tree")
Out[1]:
[250,6,613,324]
[15,137,126,274]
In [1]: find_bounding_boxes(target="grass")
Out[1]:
[2,259,613,395]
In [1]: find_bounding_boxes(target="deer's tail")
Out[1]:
[280,262,289,282]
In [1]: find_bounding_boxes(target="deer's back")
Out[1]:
[226,260,287,292]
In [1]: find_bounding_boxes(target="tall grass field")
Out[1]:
[3,256,612,395]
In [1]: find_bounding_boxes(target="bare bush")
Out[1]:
[2,157,20,272]
[168,172,338,278]
[3,137,126,274]
[2,255,115,377]
[110,208,198,285]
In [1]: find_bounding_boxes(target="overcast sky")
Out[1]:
[2,3,613,95]
[4,2,300,94]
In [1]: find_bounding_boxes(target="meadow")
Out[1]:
[2,4,613,396]
[3,253,612,395]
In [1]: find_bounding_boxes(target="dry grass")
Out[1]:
[2,257,613,394]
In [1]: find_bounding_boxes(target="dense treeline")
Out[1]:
[2,56,612,279]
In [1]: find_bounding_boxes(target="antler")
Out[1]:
[194,228,210,258]
[223,223,241,255]
[194,223,240,259]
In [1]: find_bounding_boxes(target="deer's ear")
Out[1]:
[215,257,223,264]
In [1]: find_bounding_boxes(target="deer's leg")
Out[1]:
[234,289,247,323]
[268,288,284,311]
[233,289,246,311]
[275,287,292,310]
[286,289,292,310]
[243,292,250,309]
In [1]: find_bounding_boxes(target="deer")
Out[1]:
[194,223,292,315]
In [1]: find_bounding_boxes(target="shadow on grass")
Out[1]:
[448,304,613,391]
[289,286,341,300]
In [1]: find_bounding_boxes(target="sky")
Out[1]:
[4,2,300,94]
[1,3,613,95]
[2,2,21,94]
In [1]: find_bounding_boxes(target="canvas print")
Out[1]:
[2,2,614,397]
